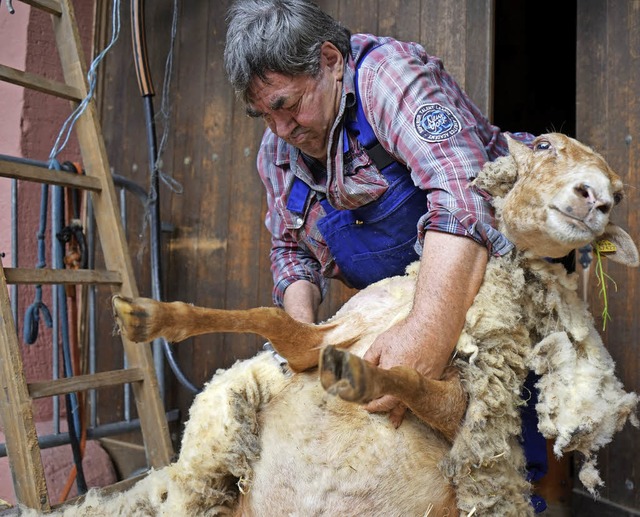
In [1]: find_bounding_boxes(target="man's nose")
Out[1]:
[271,112,296,139]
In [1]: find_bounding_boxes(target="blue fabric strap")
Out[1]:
[286,174,311,215]
[344,44,395,170]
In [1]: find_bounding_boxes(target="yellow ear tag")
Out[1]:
[593,242,618,331]
[594,239,617,254]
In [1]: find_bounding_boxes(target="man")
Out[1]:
[223,0,524,420]
[224,3,548,511]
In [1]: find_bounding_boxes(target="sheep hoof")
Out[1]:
[112,295,158,343]
[319,345,369,402]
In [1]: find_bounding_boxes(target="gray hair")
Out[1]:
[224,0,351,101]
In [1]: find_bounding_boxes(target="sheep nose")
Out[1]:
[574,183,612,214]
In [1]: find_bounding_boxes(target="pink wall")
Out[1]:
[0,1,116,507]
[0,2,29,265]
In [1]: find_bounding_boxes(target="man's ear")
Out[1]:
[320,41,343,79]
[594,223,640,267]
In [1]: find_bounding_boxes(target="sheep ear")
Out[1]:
[506,135,532,166]
[594,224,640,267]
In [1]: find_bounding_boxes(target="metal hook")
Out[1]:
[2,0,16,14]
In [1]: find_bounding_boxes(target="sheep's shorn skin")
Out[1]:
[22,134,638,516]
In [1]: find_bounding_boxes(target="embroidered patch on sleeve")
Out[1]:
[414,104,461,142]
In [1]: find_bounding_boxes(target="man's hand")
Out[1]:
[363,232,488,426]
[363,316,434,426]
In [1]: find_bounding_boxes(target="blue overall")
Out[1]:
[286,46,547,511]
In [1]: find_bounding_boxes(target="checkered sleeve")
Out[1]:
[257,135,328,307]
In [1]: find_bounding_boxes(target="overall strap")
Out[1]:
[345,44,395,170]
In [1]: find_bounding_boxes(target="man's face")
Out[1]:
[246,42,344,160]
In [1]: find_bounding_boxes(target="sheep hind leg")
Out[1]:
[319,345,466,441]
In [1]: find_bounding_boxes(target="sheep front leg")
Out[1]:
[112,295,350,371]
[319,345,466,441]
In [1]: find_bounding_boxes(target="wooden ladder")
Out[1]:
[0,0,173,512]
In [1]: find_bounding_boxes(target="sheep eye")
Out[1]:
[534,140,551,151]
[613,192,623,205]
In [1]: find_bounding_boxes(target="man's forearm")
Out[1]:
[407,231,489,377]
[282,280,322,323]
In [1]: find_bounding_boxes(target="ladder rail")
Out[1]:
[0,158,102,190]
[0,260,50,510]
[51,0,173,469]
[0,0,175,510]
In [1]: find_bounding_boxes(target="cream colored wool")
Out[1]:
[21,353,290,516]
[442,254,533,516]
[22,275,457,516]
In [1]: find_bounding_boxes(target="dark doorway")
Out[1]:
[493,0,577,137]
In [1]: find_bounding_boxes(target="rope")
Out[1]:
[48,0,122,164]
[153,0,183,196]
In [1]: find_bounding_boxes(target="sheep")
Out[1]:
[24,133,638,516]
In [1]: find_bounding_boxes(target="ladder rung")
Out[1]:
[51,473,148,510]
[18,0,62,16]
[4,268,122,286]
[0,159,101,191]
[0,64,82,102]
[28,369,145,399]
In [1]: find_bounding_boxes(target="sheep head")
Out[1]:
[485,133,639,266]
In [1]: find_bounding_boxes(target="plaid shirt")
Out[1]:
[258,34,530,306]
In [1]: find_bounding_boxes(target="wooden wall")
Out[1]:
[575,1,640,514]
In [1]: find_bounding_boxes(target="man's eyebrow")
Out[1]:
[269,96,287,111]
[246,96,287,118]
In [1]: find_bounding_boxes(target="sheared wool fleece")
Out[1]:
[442,155,639,516]
[21,354,290,516]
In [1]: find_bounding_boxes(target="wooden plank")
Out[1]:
[588,0,639,510]
[377,0,421,44]
[51,473,147,511]
[0,63,82,102]
[464,0,494,118]
[4,268,121,285]
[52,0,174,467]
[28,369,144,399]
[572,488,640,517]
[421,0,467,88]
[419,0,494,117]
[0,260,50,511]
[577,0,640,512]
[0,159,102,191]
[164,0,218,391]
[335,0,378,34]
[18,0,62,16]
